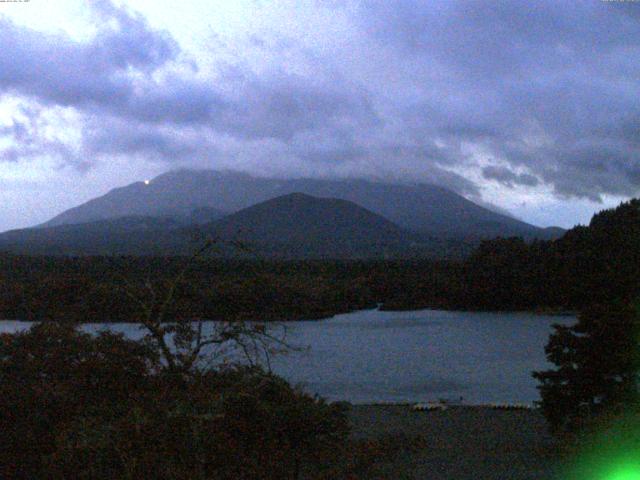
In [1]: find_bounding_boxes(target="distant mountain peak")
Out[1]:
[37,168,563,241]
[195,192,411,258]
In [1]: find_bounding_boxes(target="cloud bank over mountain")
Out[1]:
[0,0,638,230]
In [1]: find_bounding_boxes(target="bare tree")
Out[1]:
[117,240,290,376]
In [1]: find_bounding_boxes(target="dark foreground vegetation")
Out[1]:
[1,322,435,479]
[531,298,640,479]
[0,246,432,479]
[528,201,640,477]
[1,199,639,322]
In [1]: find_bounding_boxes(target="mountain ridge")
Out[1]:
[206,192,407,241]
[1,193,461,258]
[38,169,563,241]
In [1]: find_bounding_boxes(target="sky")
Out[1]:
[0,0,638,231]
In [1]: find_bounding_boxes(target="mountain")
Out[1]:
[40,169,563,240]
[202,193,420,257]
[0,216,188,256]
[0,194,456,258]
[187,207,227,225]
[209,193,405,242]
[40,180,228,227]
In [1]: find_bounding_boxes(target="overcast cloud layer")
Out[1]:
[0,0,638,230]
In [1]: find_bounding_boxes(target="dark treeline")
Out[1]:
[0,254,455,322]
[458,198,640,311]
[1,199,638,322]
[386,198,640,312]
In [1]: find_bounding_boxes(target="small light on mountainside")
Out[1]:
[144,180,150,185]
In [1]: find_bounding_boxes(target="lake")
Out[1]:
[0,308,574,405]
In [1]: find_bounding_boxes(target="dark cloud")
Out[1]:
[213,71,378,141]
[353,0,640,200]
[82,118,202,161]
[359,0,639,79]
[0,1,378,171]
[482,166,539,188]
[120,78,225,125]
[1,0,639,205]
[0,104,79,167]
[0,4,178,108]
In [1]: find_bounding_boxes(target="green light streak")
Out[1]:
[606,465,640,480]
[560,410,640,480]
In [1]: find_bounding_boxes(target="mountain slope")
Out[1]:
[0,216,189,256]
[40,169,562,240]
[40,179,228,227]
[200,192,418,257]
[2,194,445,258]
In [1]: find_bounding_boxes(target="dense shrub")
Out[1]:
[0,322,157,479]
[533,300,640,435]
[0,324,350,479]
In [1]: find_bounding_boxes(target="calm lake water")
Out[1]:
[0,309,574,405]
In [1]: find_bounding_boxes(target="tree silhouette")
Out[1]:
[533,300,640,434]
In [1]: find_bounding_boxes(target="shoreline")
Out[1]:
[351,402,539,408]
[347,404,559,479]
[0,305,577,324]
